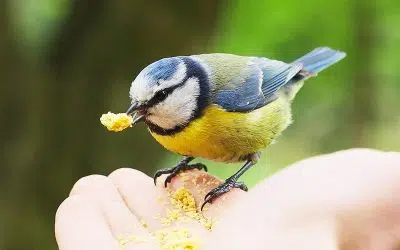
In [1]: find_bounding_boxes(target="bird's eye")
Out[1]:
[153,90,168,102]
[146,88,173,107]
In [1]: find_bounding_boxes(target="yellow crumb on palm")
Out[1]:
[161,209,181,226]
[140,219,148,228]
[167,209,181,221]
[119,188,217,250]
[155,228,199,250]
[201,218,216,231]
[100,112,133,132]
[166,187,216,231]
[171,187,197,212]
[178,172,189,184]
[117,236,130,249]
[117,235,148,250]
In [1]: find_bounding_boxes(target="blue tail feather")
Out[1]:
[293,47,346,73]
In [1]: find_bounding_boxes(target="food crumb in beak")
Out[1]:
[100,112,133,132]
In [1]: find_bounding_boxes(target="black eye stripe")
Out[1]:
[145,82,185,108]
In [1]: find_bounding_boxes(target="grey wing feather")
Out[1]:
[214,58,303,112]
[214,62,264,112]
[257,59,303,98]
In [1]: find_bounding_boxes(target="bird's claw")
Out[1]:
[153,163,208,187]
[164,167,181,187]
[195,163,208,172]
[201,179,248,211]
[153,167,174,185]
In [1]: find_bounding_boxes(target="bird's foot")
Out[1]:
[201,177,248,211]
[153,163,208,187]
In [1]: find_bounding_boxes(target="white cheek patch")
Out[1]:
[147,77,200,130]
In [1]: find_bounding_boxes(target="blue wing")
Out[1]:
[292,47,346,73]
[213,47,345,112]
[214,58,303,112]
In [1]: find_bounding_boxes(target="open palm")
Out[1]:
[56,149,400,250]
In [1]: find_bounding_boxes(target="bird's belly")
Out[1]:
[149,99,291,162]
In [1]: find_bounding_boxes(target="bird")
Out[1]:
[126,47,346,210]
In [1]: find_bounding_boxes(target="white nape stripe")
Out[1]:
[147,77,200,130]
[190,56,215,92]
[154,62,187,92]
[129,61,187,102]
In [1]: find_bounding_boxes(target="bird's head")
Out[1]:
[127,57,207,134]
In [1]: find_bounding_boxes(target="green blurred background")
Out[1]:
[1,0,399,249]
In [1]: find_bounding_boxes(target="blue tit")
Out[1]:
[126,47,346,209]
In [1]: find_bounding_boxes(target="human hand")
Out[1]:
[55,149,400,250]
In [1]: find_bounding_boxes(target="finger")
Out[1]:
[142,169,221,241]
[256,148,400,213]
[162,169,246,217]
[110,168,218,249]
[108,168,241,231]
[70,175,159,249]
[222,149,400,222]
[206,149,400,249]
[108,168,166,230]
[232,149,400,213]
[154,169,253,249]
[55,195,119,250]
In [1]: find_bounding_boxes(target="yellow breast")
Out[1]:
[149,98,292,162]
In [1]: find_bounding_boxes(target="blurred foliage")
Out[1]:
[0,0,399,249]
[166,0,400,186]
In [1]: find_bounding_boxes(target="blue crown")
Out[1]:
[143,57,180,86]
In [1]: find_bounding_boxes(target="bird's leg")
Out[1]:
[201,153,260,211]
[153,156,208,187]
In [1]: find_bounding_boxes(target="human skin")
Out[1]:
[55,149,400,250]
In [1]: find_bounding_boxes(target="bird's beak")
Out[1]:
[126,101,145,125]
[126,101,139,115]
[131,112,145,124]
